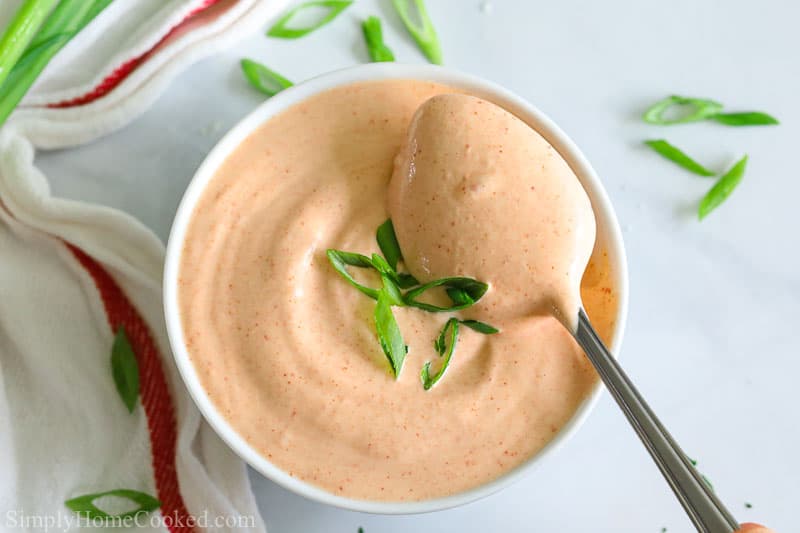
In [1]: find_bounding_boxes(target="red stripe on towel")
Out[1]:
[49,0,223,109]
[67,244,194,533]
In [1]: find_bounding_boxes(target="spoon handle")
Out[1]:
[574,309,739,533]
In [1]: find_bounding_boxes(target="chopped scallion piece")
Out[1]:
[267,1,353,39]
[391,0,442,64]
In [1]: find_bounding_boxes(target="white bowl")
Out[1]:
[163,63,629,515]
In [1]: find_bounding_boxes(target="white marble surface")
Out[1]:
[37,1,799,531]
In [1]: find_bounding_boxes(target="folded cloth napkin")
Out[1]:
[0,0,290,531]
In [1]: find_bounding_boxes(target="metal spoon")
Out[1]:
[573,309,739,533]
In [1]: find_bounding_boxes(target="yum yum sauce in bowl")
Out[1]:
[164,64,628,514]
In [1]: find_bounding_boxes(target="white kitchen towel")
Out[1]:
[0,127,265,533]
[0,0,293,531]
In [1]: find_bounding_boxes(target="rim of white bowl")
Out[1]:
[163,63,629,515]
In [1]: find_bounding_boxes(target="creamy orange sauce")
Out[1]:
[179,80,617,501]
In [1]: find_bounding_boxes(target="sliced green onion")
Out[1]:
[0,0,59,90]
[445,287,474,306]
[362,16,394,62]
[240,59,292,97]
[711,112,779,126]
[111,327,139,413]
[369,253,394,277]
[65,489,160,520]
[421,318,458,389]
[375,287,407,378]
[370,255,405,306]
[375,219,401,269]
[643,95,724,125]
[396,272,419,289]
[326,249,381,299]
[423,318,497,390]
[391,0,442,65]
[403,277,488,312]
[267,1,353,39]
[644,139,716,177]
[698,155,747,220]
[0,0,115,127]
[380,274,405,307]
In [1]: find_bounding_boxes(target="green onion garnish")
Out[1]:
[375,219,401,269]
[362,16,394,62]
[375,281,407,378]
[65,489,160,520]
[391,0,442,65]
[240,58,292,97]
[422,318,458,389]
[396,272,419,289]
[644,139,715,177]
[711,111,779,126]
[643,95,778,127]
[0,0,59,90]
[111,326,140,413]
[403,277,488,312]
[327,220,495,386]
[0,0,115,128]
[698,155,747,220]
[267,0,353,39]
[422,318,497,390]
[643,95,723,125]
[326,249,381,300]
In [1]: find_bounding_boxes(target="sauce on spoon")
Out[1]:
[388,94,596,330]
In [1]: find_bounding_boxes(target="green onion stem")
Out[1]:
[0,0,60,90]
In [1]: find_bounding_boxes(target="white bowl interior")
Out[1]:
[163,63,629,515]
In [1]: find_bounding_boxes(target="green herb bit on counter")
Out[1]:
[240,59,292,97]
[698,155,747,220]
[391,0,443,64]
[644,139,716,177]
[362,16,395,62]
[267,0,353,39]
[712,111,779,126]
[643,95,778,126]
[643,95,723,125]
